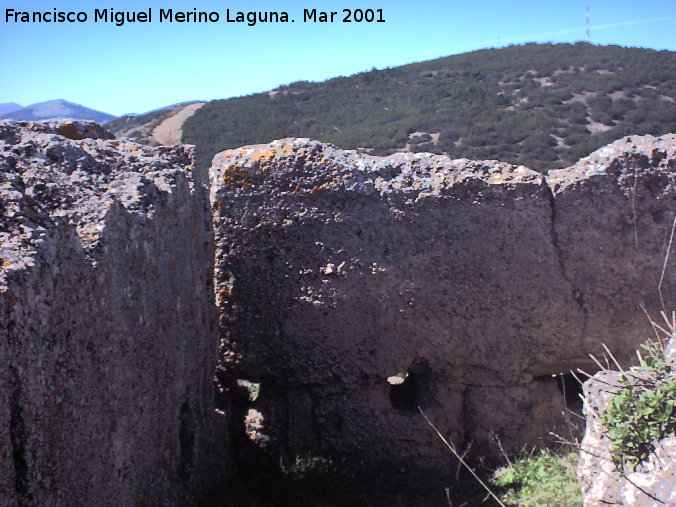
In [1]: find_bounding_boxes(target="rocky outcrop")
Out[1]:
[578,335,675,506]
[210,135,674,478]
[0,120,227,505]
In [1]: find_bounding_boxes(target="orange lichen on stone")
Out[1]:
[222,165,254,189]
[311,184,326,195]
[281,145,293,155]
[78,224,101,244]
[1,258,10,268]
[57,123,87,140]
[251,149,277,163]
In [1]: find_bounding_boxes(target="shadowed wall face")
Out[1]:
[211,135,674,474]
[0,120,228,506]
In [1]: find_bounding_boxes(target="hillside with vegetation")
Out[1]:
[106,102,204,145]
[118,43,676,173]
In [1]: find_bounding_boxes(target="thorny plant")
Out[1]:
[552,310,675,505]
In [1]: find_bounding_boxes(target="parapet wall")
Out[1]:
[210,135,674,475]
[0,121,227,505]
[1,120,673,501]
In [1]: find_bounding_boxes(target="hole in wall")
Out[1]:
[388,359,432,414]
[535,372,584,413]
[555,372,584,413]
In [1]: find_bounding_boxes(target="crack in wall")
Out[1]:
[545,182,589,353]
[460,384,474,451]
[8,365,30,506]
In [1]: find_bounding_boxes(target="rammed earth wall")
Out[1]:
[210,135,674,476]
[1,120,674,502]
[0,121,227,505]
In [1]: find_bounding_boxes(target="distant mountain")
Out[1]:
[0,103,22,115]
[2,100,115,123]
[169,42,675,174]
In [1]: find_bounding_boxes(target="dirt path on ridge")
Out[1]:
[152,102,205,145]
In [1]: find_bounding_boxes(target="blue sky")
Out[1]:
[1,0,674,115]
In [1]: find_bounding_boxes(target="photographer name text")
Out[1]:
[5,8,386,27]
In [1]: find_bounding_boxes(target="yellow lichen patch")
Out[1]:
[281,145,293,155]
[78,224,101,244]
[216,285,233,307]
[80,232,101,243]
[251,148,277,163]
[222,165,254,189]
[221,150,233,158]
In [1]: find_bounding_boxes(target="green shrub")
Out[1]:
[600,340,676,471]
[491,450,581,506]
[177,43,676,174]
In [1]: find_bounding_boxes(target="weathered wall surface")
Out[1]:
[210,135,674,475]
[1,120,672,500]
[549,136,675,364]
[0,121,227,505]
